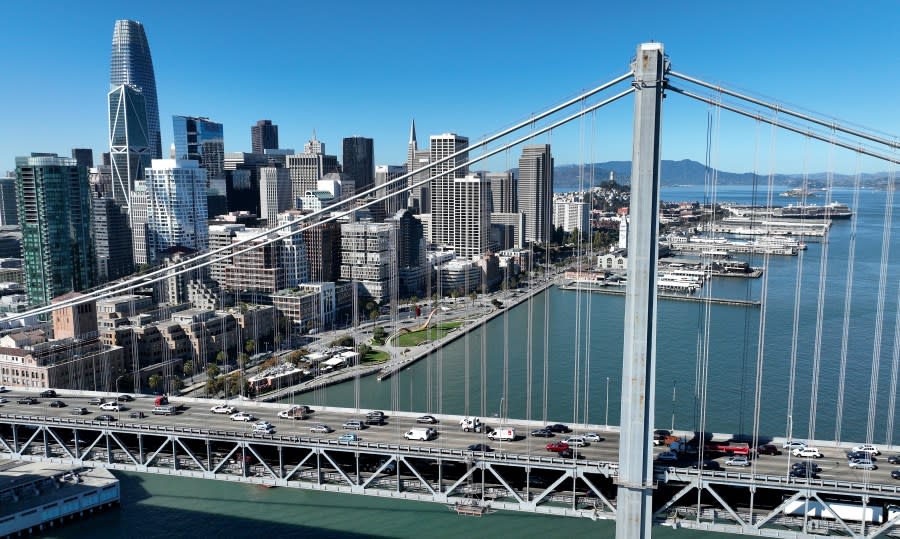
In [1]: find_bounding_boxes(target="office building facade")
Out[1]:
[518,144,553,244]
[429,133,468,246]
[342,136,374,193]
[144,159,209,261]
[251,120,279,154]
[110,19,161,159]
[108,84,151,209]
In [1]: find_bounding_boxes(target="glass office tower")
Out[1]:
[110,20,162,159]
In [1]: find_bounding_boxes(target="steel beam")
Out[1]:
[616,41,666,539]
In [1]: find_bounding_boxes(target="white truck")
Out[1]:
[404,427,437,441]
[487,428,516,441]
[460,417,484,433]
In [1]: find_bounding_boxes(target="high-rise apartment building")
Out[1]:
[518,144,553,244]
[0,177,18,227]
[487,171,517,213]
[110,20,161,159]
[173,115,226,217]
[286,136,339,207]
[406,120,431,213]
[340,222,394,301]
[251,120,278,154]
[259,166,292,224]
[342,137,374,193]
[429,133,469,246]
[451,174,491,259]
[108,84,151,208]
[553,200,590,234]
[385,208,425,295]
[92,195,134,283]
[302,218,341,283]
[14,154,94,306]
[144,159,209,262]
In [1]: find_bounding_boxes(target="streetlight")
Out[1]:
[498,397,505,452]
[604,377,610,429]
[786,415,793,480]
[115,373,127,422]
[671,380,677,432]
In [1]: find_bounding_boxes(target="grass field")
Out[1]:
[362,350,390,363]
[394,321,463,347]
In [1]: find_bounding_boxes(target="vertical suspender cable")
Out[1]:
[834,154,862,443]
[542,129,553,424]
[583,109,598,425]
[886,282,900,447]
[786,138,810,430]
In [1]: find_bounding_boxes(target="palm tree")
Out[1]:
[244,339,256,355]
[183,360,194,382]
[148,374,161,393]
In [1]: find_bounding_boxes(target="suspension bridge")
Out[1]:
[3,43,900,538]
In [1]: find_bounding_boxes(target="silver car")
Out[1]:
[849,458,877,470]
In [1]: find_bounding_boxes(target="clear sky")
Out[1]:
[2,0,898,175]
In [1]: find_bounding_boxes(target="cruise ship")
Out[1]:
[772,202,852,219]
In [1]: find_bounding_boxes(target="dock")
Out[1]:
[0,461,119,537]
[557,284,760,307]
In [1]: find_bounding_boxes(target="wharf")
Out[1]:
[0,461,119,537]
[557,284,760,307]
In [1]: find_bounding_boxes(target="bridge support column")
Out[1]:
[616,42,666,539]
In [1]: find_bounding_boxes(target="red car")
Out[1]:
[546,441,570,453]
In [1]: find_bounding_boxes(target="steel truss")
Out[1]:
[0,416,616,519]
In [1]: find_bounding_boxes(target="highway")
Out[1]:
[1,389,899,489]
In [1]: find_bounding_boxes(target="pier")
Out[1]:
[557,284,761,307]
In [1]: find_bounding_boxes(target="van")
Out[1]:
[152,405,177,415]
[487,428,516,441]
[404,427,436,441]
[460,417,484,433]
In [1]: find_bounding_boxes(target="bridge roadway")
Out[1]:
[3,390,900,534]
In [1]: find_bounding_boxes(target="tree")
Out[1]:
[216,351,228,365]
[148,374,161,392]
[468,291,477,305]
[357,344,371,361]
[237,353,249,369]
[372,326,387,345]
[170,377,184,393]
[369,310,378,322]
[182,360,194,382]
[410,295,419,305]
[245,339,256,355]
[206,364,220,379]
[450,290,460,299]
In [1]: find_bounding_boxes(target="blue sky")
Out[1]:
[2,0,898,175]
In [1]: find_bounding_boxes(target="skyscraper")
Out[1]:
[487,171,517,213]
[14,154,94,306]
[108,84,151,208]
[144,159,209,262]
[251,120,279,154]
[406,120,431,213]
[518,144,553,244]
[71,148,94,169]
[429,133,469,246]
[451,174,491,259]
[286,135,339,206]
[342,136,374,193]
[259,166,292,224]
[0,177,17,227]
[92,195,134,283]
[173,115,226,217]
[375,165,408,217]
[110,20,161,159]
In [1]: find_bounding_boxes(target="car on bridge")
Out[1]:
[416,415,439,424]
[309,424,333,434]
[211,404,236,415]
[782,440,807,450]
[100,402,122,412]
[851,444,881,456]
[343,420,365,430]
[88,397,106,406]
[17,397,37,405]
[546,441,570,453]
[888,454,900,464]
[562,436,588,447]
[892,470,900,480]
[47,400,66,408]
[583,433,603,443]
[70,407,88,415]
[847,450,871,461]
[725,456,750,467]
[848,458,876,470]
[117,394,134,402]
[792,462,822,473]
[39,390,57,398]
[230,412,256,422]
[790,468,818,479]
[691,460,721,470]
[338,433,361,443]
[0,386,6,392]
[656,451,678,462]
[467,444,492,452]
[756,444,782,455]
[253,422,275,434]
[530,428,554,438]
[0,397,6,404]
[95,414,116,422]
[547,424,572,434]
[129,411,146,419]
[792,447,822,458]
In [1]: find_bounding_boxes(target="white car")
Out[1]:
[725,456,750,467]
[230,412,255,422]
[851,444,881,456]
[210,404,236,415]
[583,433,602,443]
[0,397,8,404]
[563,436,588,447]
[782,440,807,450]
[0,386,7,392]
[99,402,122,412]
[793,447,823,458]
[656,451,678,462]
[252,421,275,434]
[309,424,333,434]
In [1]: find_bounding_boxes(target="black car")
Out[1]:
[366,410,385,418]
[892,470,900,480]
[129,410,146,419]
[792,462,822,473]
[95,414,116,422]
[117,394,134,402]
[691,460,721,470]
[756,444,782,456]
[530,428,554,438]
[888,455,900,465]
[558,449,584,459]
[790,468,818,479]
[654,429,671,437]
[48,400,66,408]
[547,424,572,434]
[17,397,38,405]
[467,443,492,452]
[847,450,872,461]
[364,417,386,426]
[416,415,438,424]
[39,390,57,398]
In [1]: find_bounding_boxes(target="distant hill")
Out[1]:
[544,159,890,190]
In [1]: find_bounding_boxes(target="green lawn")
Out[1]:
[362,350,390,363]
[394,321,463,347]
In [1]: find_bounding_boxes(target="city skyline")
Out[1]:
[2,1,898,175]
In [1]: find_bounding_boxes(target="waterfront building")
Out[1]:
[92,195,135,283]
[406,120,431,214]
[14,154,94,306]
[429,133,469,246]
[110,19,161,159]
[435,258,482,295]
[273,282,336,334]
[553,200,590,234]
[452,173,491,259]
[259,166,292,224]
[108,83,151,208]
[342,136,374,193]
[487,171,517,213]
[222,227,282,294]
[518,144,553,244]
[0,177,17,226]
[144,159,209,262]
[251,120,279,154]
[375,165,408,217]
[340,221,394,301]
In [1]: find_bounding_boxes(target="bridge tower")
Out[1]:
[616,42,667,539]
